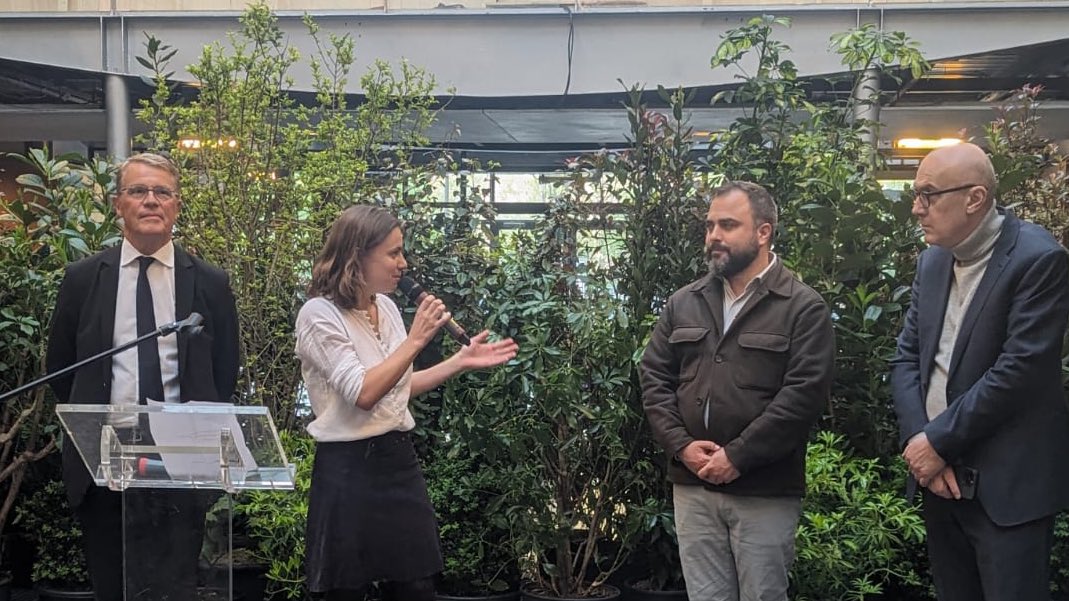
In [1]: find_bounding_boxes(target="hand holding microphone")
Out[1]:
[397,276,519,367]
[398,276,471,346]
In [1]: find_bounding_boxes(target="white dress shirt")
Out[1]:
[295,295,416,442]
[111,239,180,407]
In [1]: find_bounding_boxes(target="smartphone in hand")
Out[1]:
[954,466,979,500]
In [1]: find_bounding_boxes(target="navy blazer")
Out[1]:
[891,209,1069,527]
[46,243,240,507]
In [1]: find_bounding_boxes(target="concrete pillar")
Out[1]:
[105,73,130,160]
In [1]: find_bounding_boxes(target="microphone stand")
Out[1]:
[0,318,195,405]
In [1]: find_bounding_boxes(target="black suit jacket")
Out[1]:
[891,210,1069,526]
[46,243,240,507]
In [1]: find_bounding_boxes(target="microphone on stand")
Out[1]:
[397,277,471,346]
[161,312,205,336]
[0,313,206,406]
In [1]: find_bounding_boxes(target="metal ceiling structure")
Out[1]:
[1,4,1068,170]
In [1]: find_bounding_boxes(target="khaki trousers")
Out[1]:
[673,484,801,601]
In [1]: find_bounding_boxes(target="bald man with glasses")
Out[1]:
[47,152,240,601]
[891,142,1069,601]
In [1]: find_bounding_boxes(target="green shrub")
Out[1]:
[1051,512,1069,598]
[424,451,519,595]
[234,431,315,600]
[14,480,90,589]
[0,148,119,538]
[793,432,928,601]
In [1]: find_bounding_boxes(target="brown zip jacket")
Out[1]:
[640,259,834,497]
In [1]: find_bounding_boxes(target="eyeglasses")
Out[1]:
[912,183,982,209]
[121,185,177,201]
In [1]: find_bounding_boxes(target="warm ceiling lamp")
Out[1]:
[895,138,963,150]
[177,138,239,150]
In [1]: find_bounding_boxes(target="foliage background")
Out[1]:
[0,150,119,549]
[3,6,1069,601]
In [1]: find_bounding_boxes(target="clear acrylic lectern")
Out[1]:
[56,403,295,601]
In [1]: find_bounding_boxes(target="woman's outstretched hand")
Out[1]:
[456,330,519,370]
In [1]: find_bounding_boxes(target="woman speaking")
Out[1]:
[295,205,518,601]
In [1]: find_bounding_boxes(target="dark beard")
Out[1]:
[706,240,759,279]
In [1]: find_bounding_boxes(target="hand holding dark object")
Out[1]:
[398,276,471,345]
[408,294,453,348]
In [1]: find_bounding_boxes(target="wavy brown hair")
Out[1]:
[308,205,401,310]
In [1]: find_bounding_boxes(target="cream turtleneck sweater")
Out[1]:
[926,204,1005,420]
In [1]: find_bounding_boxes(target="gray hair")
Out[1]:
[116,153,181,197]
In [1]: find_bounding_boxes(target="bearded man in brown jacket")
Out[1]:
[640,181,834,601]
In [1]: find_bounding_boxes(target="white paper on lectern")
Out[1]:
[146,400,259,481]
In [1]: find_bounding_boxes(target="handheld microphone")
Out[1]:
[397,276,471,346]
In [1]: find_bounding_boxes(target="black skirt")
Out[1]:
[305,430,443,592]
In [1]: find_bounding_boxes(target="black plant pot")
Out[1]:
[198,558,267,601]
[0,572,12,601]
[438,591,520,601]
[232,563,268,601]
[35,585,95,601]
[520,583,621,601]
[1,533,33,587]
[621,579,688,601]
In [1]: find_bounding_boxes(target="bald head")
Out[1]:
[911,142,999,248]
[920,142,998,197]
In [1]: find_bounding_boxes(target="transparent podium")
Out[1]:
[56,403,295,601]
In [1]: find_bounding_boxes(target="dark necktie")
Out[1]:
[136,256,165,404]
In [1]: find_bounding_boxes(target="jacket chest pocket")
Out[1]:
[669,326,711,383]
[732,331,789,391]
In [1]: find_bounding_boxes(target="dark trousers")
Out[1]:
[923,490,1054,601]
[75,486,211,601]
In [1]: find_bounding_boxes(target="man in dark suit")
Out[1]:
[47,152,240,601]
[892,142,1069,601]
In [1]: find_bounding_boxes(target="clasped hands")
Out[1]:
[902,432,962,500]
[680,440,740,485]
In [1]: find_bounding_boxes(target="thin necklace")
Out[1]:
[358,296,381,340]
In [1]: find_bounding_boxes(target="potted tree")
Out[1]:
[15,481,93,600]
[444,190,653,600]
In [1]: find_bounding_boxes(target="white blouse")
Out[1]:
[295,295,416,442]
